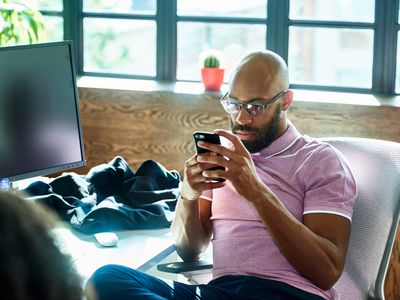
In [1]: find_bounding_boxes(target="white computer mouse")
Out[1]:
[94,232,119,247]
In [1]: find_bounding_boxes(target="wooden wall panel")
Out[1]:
[385,228,400,300]
[289,102,400,141]
[77,87,400,300]
[78,88,228,174]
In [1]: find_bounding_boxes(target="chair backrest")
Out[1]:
[323,138,400,300]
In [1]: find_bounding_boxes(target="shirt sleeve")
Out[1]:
[302,144,357,221]
[200,189,213,201]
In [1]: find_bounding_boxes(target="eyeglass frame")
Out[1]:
[219,89,288,118]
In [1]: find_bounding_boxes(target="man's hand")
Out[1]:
[195,129,268,201]
[181,153,226,201]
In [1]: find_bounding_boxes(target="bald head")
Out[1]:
[230,50,289,96]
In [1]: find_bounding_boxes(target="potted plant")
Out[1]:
[200,50,225,91]
[0,0,45,46]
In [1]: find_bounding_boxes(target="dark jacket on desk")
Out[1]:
[24,156,181,234]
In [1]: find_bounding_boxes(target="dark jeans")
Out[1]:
[88,264,326,300]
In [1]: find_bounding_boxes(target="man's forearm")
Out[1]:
[171,197,211,261]
[250,188,348,290]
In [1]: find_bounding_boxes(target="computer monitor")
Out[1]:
[0,41,86,182]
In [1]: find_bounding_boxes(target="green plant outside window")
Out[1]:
[0,0,45,46]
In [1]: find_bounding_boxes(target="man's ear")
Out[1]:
[281,90,293,111]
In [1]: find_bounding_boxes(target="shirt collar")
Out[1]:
[251,121,301,159]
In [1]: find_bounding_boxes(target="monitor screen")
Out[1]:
[0,41,86,182]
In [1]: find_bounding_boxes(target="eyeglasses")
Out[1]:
[220,90,287,118]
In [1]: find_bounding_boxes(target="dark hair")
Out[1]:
[0,191,83,300]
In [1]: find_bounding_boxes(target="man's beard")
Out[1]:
[230,106,281,153]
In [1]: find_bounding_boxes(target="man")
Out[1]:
[87,50,357,300]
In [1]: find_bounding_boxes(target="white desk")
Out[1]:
[14,177,177,284]
[53,225,175,283]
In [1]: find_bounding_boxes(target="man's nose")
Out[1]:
[235,108,252,125]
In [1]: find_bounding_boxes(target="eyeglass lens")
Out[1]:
[223,101,264,116]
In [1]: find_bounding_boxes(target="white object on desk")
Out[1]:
[94,232,119,247]
[61,228,175,283]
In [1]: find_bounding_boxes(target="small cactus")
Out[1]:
[203,55,220,68]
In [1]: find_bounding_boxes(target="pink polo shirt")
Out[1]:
[201,122,357,300]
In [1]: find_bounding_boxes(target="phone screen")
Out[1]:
[193,131,225,182]
[193,131,221,154]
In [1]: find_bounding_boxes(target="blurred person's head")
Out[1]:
[0,191,83,300]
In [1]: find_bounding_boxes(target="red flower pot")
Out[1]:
[201,68,224,91]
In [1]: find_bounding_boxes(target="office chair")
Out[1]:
[159,137,400,300]
[323,137,400,300]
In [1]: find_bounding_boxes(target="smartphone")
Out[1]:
[193,131,225,182]
[193,131,221,154]
[157,260,213,273]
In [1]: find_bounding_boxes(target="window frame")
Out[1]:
[41,0,400,95]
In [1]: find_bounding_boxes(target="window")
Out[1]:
[176,0,267,82]
[82,0,156,77]
[288,0,375,89]
[37,0,63,42]
[396,4,400,93]
[397,30,400,92]
[37,0,400,95]
[83,18,156,76]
